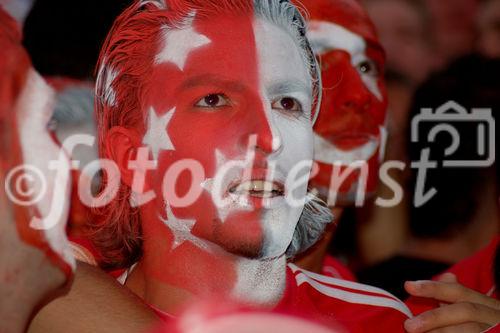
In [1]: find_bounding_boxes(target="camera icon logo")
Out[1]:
[411,101,495,168]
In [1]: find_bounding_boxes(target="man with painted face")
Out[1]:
[30,0,411,332]
[304,0,388,204]
[88,0,332,309]
[292,0,389,278]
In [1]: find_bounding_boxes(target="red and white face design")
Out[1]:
[0,8,74,277]
[139,11,313,272]
[14,70,74,270]
[302,0,388,205]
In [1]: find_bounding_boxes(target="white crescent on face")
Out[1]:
[313,132,380,165]
[307,20,383,101]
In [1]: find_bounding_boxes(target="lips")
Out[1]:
[229,180,285,198]
[313,132,379,164]
[330,133,374,151]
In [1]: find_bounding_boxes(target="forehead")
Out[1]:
[307,19,385,68]
[308,20,366,55]
[147,13,310,109]
[253,18,311,92]
[299,0,381,49]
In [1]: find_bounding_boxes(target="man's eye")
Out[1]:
[358,60,379,77]
[195,94,230,108]
[272,97,302,113]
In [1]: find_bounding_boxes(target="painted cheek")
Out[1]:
[366,46,388,125]
[144,14,268,259]
[311,50,386,200]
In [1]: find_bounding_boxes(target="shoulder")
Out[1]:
[321,255,357,281]
[446,236,499,295]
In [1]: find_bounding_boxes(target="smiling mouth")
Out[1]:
[228,180,285,198]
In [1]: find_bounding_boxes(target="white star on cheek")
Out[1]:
[200,149,253,223]
[154,17,211,71]
[161,204,208,250]
[142,106,175,161]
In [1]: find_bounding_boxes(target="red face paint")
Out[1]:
[299,0,388,204]
[137,10,313,300]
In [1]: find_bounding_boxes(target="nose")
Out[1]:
[340,70,372,113]
[239,104,282,156]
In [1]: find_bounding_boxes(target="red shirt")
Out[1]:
[151,264,411,332]
[278,264,411,332]
[406,236,499,315]
[321,255,357,282]
[70,240,411,331]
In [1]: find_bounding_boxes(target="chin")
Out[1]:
[259,210,299,259]
[221,241,264,259]
[212,218,264,259]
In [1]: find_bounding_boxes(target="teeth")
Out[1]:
[232,181,280,194]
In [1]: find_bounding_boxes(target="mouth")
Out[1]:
[313,132,380,165]
[330,133,375,150]
[228,180,285,198]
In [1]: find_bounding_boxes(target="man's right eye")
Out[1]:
[195,94,230,108]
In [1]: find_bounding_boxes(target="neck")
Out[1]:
[294,207,342,273]
[126,245,287,315]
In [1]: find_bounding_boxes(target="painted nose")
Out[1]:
[337,63,373,113]
[341,79,372,112]
[240,105,282,156]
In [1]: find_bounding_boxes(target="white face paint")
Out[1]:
[252,19,314,259]
[155,12,212,70]
[141,15,314,308]
[307,20,383,101]
[231,255,286,307]
[2,0,34,25]
[313,132,379,164]
[142,106,176,160]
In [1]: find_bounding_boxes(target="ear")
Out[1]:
[105,126,143,188]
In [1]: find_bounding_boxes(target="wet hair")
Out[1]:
[92,0,322,268]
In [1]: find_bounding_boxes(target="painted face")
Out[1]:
[0,8,74,277]
[141,12,313,268]
[300,0,388,205]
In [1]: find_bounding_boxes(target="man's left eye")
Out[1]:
[195,94,230,108]
[272,97,302,113]
[357,60,379,77]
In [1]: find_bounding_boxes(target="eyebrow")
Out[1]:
[267,81,312,97]
[178,74,312,100]
[179,74,248,93]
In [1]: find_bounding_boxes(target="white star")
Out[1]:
[201,149,253,223]
[154,13,211,71]
[143,106,175,160]
[160,204,208,250]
